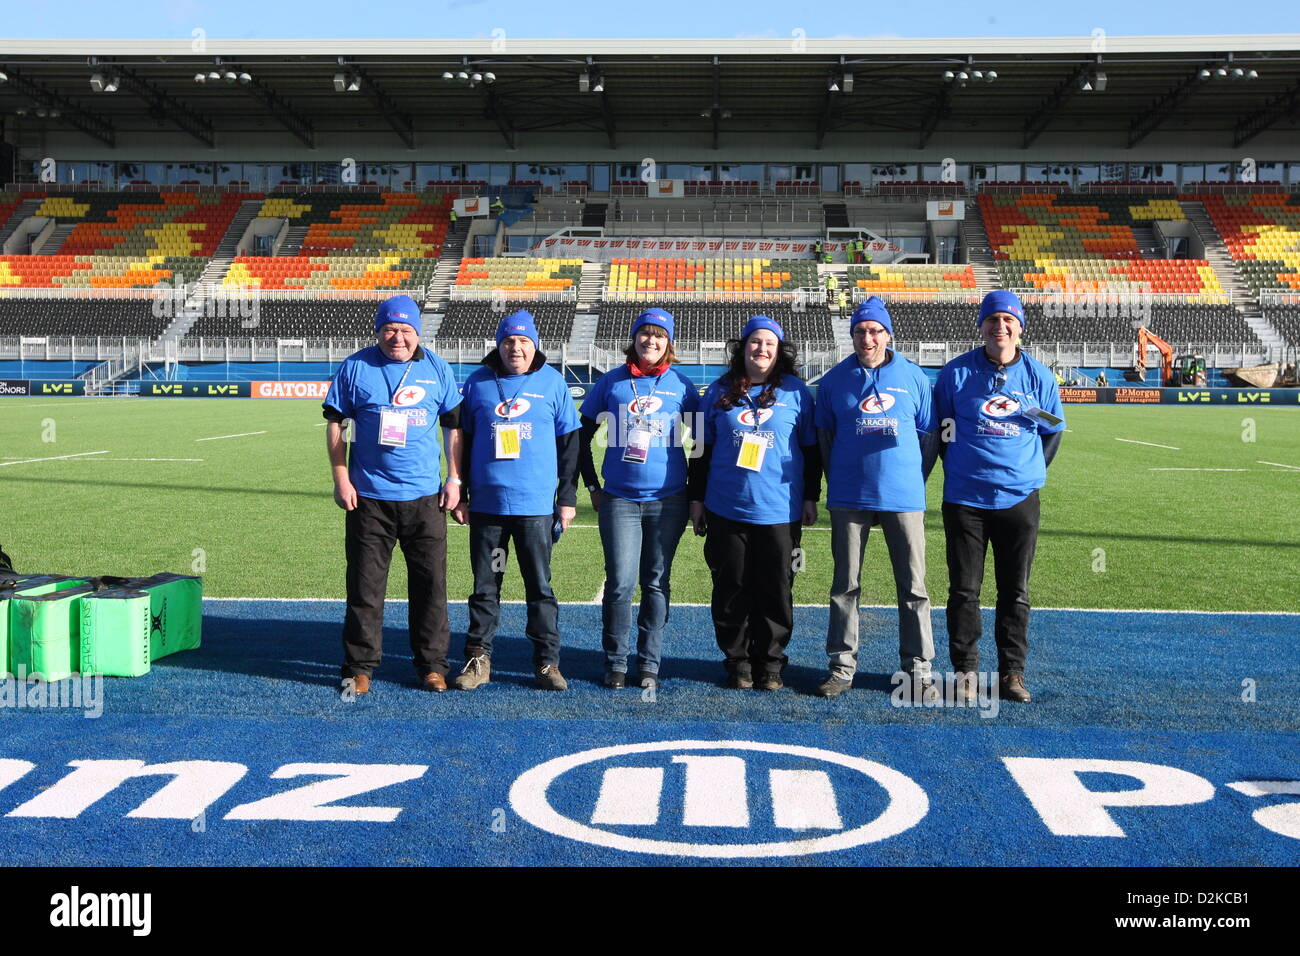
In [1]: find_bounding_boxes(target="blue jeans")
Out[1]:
[598,492,689,675]
[465,513,561,668]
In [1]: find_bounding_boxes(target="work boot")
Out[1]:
[452,654,491,691]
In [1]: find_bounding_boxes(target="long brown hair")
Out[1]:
[716,335,799,410]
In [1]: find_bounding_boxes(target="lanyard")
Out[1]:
[494,371,530,421]
[627,371,663,424]
[383,358,416,406]
[741,386,765,433]
[859,363,886,413]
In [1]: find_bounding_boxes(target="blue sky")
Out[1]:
[2,0,1293,39]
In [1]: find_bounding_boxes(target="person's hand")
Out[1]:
[557,504,576,532]
[589,487,607,512]
[802,500,818,527]
[690,501,707,537]
[333,475,358,511]
[450,501,469,525]
[440,479,461,512]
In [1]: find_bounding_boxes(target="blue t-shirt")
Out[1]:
[701,375,816,524]
[461,363,581,516]
[814,351,937,513]
[323,345,463,502]
[934,347,1066,510]
[580,365,701,502]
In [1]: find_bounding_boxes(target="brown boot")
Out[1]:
[1000,673,1032,703]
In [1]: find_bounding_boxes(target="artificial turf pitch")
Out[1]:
[0,396,1297,870]
[0,397,1296,611]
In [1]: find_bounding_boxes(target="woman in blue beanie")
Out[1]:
[578,309,700,689]
[687,316,821,690]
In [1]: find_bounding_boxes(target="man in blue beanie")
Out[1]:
[926,289,1065,703]
[449,309,581,691]
[813,297,939,699]
[322,294,465,695]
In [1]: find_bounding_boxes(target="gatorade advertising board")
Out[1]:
[251,381,330,399]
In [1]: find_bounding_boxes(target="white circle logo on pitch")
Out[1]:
[495,398,532,418]
[628,396,663,415]
[393,385,426,407]
[736,408,774,427]
[859,393,896,414]
[981,396,1020,418]
[509,740,929,858]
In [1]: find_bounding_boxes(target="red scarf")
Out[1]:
[628,359,669,378]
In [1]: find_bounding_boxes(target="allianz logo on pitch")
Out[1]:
[509,741,1300,858]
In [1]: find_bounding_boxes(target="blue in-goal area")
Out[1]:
[0,600,1295,867]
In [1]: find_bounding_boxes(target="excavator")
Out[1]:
[1123,327,1206,386]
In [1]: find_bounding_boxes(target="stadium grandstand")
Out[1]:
[0,34,1297,392]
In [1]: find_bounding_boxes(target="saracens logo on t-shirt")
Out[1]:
[736,407,775,427]
[628,395,664,415]
[495,397,532,419]
[393,385,427,407]
[859,393,897,414]
[981,396,1020,418]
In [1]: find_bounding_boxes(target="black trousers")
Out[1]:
[342,494,450,679]
[703,510,801,678]
[465,513,561,668]
[942,490,1041,675]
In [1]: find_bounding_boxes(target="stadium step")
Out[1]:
[1129,225,1161,258]
[35,221,76,254]
[0,198,46,249]
[567,309,599,352]
[822,202,850,229]
[427,223,470,306]
[1180,200,1257,310]
[215,200,265,259]
[277,225,310,257]
[578,262,606,303]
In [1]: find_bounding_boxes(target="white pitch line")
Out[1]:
[201,596,1300,616]
[84,458,205,462]
[1258,460,1300,471]
[0,450,109,468]
[195,431,268,442]
[1115,438,1180,450]
[1149,468,1250,472]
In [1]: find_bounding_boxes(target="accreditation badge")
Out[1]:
[495,423,522,459]
[736,433,767,472]
[622,427,652,465]
[379,410,409,447]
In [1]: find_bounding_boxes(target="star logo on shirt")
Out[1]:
[980,396,1020,418]
[393,385,427,407]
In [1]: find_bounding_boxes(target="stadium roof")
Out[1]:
[1,35,1297,150]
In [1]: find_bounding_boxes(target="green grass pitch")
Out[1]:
[1,396,1297,612]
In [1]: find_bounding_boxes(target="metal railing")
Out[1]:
[447,287,577,303]
[1259,290,1300,308]
[600,287,818,304]
[0,336,1279,375]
